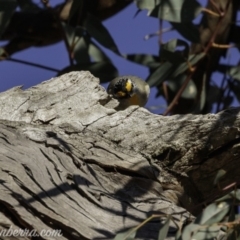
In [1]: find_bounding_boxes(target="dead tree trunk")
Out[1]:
[0,71,239,239]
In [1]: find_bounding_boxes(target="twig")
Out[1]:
[144,27,172,40]
[163,0,231,115]
[212,43,234,49]
[209,0,222,15]
[163,71,194,115]
[201,8,220,17]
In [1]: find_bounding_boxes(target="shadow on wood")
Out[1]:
[0,71,239,239]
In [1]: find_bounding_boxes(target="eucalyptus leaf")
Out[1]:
[192,225,221,240]
[135,0,161,11]
[175,228,182,240]
[89,41,111,62]
[169,53,205,78]
[229,66,240,81]
[158,216,170,240]
[217,65,240,81]
[114,227,137,240]
[216,189,240,202]
[68,0,84,23]
[150,0,201,22]
[84,13,120,55]
[0,0,17,37]
[160,39,189,64]
[213,169,226,186]
[74,37,91,64]
[192,73,206,114]
[124,54,160,68]
[195,201,230,225]
[188,53,206,65]
[162,39,189,53]
[62,23,90,64]
[182,223,200,240]
[146,61,173,87]
[198,73,206,111]
[168,74,197,99]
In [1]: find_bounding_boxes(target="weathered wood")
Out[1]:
[0,71,239,239]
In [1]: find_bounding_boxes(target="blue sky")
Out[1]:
[0,1,164,112]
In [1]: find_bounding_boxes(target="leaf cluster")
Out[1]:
[114,189,240,240]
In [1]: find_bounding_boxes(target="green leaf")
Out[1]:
[146,61,173,87]
[216,189,240,202]
[182,223,200,240]
[217,65,240,81]
[84,13,120,55]
[162,38,189,53]
[195,201,230,225]
[114,227,137,240]
[229,66,240,81]
[213,169,226,186]
[171,22,200,43]
[150,0,202,23]
[68,0,84,23]
[0,0,17,37]
[188,53,206,65]
[74,37,91,64]
[192,225,221,240]
[168,74,197,99]
[88,41,111,62]
[59,62,118,82]
[190,73,206,113]
[158,216,170,240]
[160,39,189,64]
[175,228,182,240]
[62,23,90,64]
[169,53,205,78]
[135,0,161,11]
[182,223,221,240]
[124,54,160,68]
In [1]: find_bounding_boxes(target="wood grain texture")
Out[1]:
[0,71,239,239]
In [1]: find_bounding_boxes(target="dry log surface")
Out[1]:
[0,71,239,239]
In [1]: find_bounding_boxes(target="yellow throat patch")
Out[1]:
[125,79,133,93]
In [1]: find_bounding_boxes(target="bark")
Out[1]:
[0,71,239,239]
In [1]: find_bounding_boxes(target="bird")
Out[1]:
[107,76,150,109]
